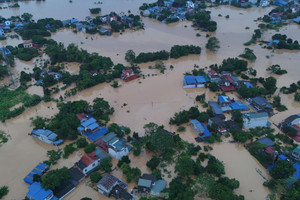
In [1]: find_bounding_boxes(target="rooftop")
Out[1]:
[208,101,223,115]
[243,112,268,119]
[81,117,97,127]
[138,178,152,188]
[27,182,55,200]
[97,174,119,191]
[101,132,117,143]
[151,180,167,195]
[184,75,196,85]
[80,152,98,166]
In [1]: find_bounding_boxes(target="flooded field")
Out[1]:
[1,0,300,200]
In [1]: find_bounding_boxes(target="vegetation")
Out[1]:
[263,77,277,94]
[170,45,201,59]
[99,158,113,172]
[117,156,131,167]
[0,186,9,199]
[209,57,248,73]
[266,64,287,75]
[89,8,101,14]
[121,163,141,182]
[41,167,71,190]
[208,82,219,92]
[146,156,160,170]
[206,37,220,52]
[90,171,102,183]
[169,106,209,126]
[0,87,42,122]
[0,65,8,79]
[0,131,8,145]
[281,180,300,200]
[45,150,62,166]
[191,11,218,32]
[295,92,300,101]
[239,48,256,61]
[92,97,115,122]
[84,143,96,153]
[270,160,296,180]
[134,50,169,63]
[271,34,300,50]
[272,96,287,112]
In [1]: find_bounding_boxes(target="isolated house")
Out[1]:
[183,75,196,88]
[121,69,139,82]
[31,129,64,146]
[243,112,268,129]
[191,119,211,139]
[23,41,33,48]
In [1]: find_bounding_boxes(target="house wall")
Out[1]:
[98,186,110,197]
[82,160,99,175]
[196,83,205,88]
[108,147,129,159]
[243,116,268,129]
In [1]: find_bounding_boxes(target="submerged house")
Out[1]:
[76,148,110,175]
[121,69,139,82]
[190,119,211,140]
[243,112,269,129]
[246,96,273,116]
[292,145,300,161]
[195,76,206,87]
[31,129,64,146]
[137,174,156,193]
[183,75,196,88]
[26,182,57,200]
[97,132,132,159]
[77,117,108,142]
[208,101,225,119]
[97,174,131,199]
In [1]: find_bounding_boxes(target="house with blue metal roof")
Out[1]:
[195,76,206,87]
[230,101,249,111]
[26,182,57,200]
[191,119,211,140]
[0,27,4,38]
[294,16,300,24]
[243,112,269,129]
[0,47,11,55]
[183,75,196,88]
[208,101,224,116]
[31,129,63,146]
[273,0,288,6]
[24,162,50,185]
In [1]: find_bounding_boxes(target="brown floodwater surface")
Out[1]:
[1,1,300,200]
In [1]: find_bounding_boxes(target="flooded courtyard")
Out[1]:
[1,0,300,199]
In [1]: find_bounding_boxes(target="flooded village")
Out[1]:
[0,0,300,200]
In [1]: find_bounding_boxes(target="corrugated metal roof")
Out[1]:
[184,75,196,84]
[138,178,152,188]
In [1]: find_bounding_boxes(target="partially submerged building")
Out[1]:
[183,75,196,88]
[243,112,269,129]
[191,119,211,140]
[246,96,273,116]
[31,129,64,146]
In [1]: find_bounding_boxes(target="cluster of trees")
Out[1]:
[121,163,141,182]
[0,186,9,199]
[0,65,8,79]
[271,34,300,50]
[89,8,101,14]
[190,11,218,32]
[169,106,210,126]
[170,45,201,59]
[280,81,299,94]
[266,64,287,75]
[209,57,248,74]
[248,142,274,167]
[6,45,39,61]
[206,37,220,52]
[44,98,113,140]
[245,29,262,45]
[128,45,201,63]
[41,167,70,190]
[270,159,295,180]
[272,95,287,112]
[0,87,42,122]
[108,123,130,137]
[239,48,256,61]
[281,180,300,200]
[62,138,88,158]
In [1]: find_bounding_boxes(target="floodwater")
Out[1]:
[1,1,300,200]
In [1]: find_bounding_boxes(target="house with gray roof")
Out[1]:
[246,96,273,116]
[243,112,269,129]
[31,129,64,146]
[137,174,157,193]
[292,145,300,161]
[97,174,119,196]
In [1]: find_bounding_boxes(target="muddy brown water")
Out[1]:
[1,1,300,200]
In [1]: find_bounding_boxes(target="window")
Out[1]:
[92,163,95,167]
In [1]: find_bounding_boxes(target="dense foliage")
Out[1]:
[41,167,70,190]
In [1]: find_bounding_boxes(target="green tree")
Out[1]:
[175,153,195,177]
[41,167,71,190]
[231,110,243,128]
[84,143,96,153]
[99,158,112,172]
[270,160,295,180]
[90,171,102,183]
[76,138,88,148]
[295,92,300,101]
[117,155,131,167]
[125,49,136,63]
[21,13,33,22]
[146,156,160,170]
[239,48,256,61]
[206,156,225,177]
[208,82,219,92]
[206,37,220,52]
[92,98,114,121]
[0,186,9,199]
[218,177,240,190]
[263,77,277,94]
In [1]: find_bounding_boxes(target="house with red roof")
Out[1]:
[121,69,139,82]
[75,148,110,175]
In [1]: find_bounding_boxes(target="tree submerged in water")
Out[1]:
[206,37,220,52]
